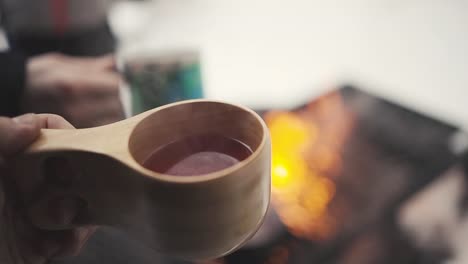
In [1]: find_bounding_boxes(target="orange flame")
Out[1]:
[265,92,355,240]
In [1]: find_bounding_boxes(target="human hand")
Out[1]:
[0,114,96,264]
[22,53,125,128]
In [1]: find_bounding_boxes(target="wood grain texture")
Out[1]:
[13,100,271,260]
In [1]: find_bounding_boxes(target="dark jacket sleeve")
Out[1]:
[0,51,26,117]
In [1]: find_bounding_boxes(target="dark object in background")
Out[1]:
[51,227,169,264]
[223,86,463,264]
[6,22,115,57]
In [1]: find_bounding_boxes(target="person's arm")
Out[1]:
[0,51,27,117]
[22,53,124,128]
[0,51,124,128]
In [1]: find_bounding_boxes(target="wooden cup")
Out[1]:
[13,100,271,260]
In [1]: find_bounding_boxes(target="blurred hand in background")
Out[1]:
[22,53,124,128]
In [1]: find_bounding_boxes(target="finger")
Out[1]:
[25,157,82,229]
[69,71,121,97]
[34,226,98,259]
[35,114,75,129]
[89,114,124,127]
[63,54,116,71]
[92,54,116,71]
[66,96,124,127]
[27,194,86,230]
[55,226,98,257]
[9,116,74,206]
[0,114,40,156]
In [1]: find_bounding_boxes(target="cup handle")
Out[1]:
[11,135,140,231]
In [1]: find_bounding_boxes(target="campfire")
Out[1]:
[265,92,355,240]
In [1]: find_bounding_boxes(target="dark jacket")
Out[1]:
[0,51,26,117]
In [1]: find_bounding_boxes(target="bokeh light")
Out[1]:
[265,92,355,240]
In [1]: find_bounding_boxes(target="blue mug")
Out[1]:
[123,50,204,115]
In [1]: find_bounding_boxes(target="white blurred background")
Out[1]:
[110,0,468,129]
[0,1,463,262]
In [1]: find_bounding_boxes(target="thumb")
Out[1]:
[0,114,40,157]
[94,54,116,71]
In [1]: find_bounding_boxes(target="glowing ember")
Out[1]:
[265,92,355,240]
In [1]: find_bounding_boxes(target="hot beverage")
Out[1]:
[143,134,252,176]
